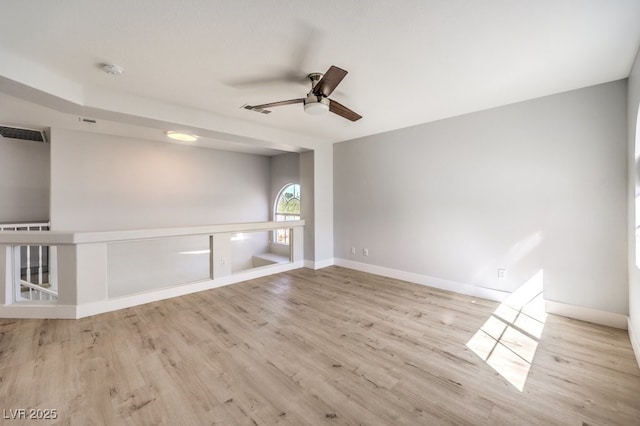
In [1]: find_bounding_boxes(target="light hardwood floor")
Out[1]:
[1,266,639,425]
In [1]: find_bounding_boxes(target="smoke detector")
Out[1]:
[101,63,124,75]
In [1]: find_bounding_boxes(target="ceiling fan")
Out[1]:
[243,65,362,122]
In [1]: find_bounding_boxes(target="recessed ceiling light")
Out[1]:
[101,63,124,75]
[165,131,198,142]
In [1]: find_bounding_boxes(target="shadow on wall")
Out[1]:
[466,270,546,391]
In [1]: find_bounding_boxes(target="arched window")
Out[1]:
[274,183,300,245]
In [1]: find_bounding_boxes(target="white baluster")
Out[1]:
[38,245,43,286]
[25,245,31,283]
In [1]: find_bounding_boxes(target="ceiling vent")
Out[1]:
[242,104,272,115]
[0,125,48,143]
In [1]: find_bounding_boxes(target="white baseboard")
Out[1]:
[75,260,304,318]
[628,317,640,368]
[304,258,335,270]
[0,303,77,319]
[76,279,233,318]
[334,258,509,302]
[334,259,632,331]
[545,300,628,330]
[1,261,304,320]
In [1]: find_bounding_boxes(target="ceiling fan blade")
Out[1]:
[313,66,348,97]
[229,24,325,90]
[249,98,305,110]
[329,99,362,121]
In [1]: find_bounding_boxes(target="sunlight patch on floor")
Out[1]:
[466,270,546,391]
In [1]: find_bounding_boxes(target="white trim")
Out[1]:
[0,261,303,319]
[1,245,12,305]
[304,258,335,270]
[75,261,303,318]
[315,258,335,269]
[0,304,76,319]
[628,317,640,368]
[0,220,305,245]
[334,258,509,302]
[545,300,628,329]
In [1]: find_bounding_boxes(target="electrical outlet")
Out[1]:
[363,248,369,256]
[498,269,507,280]
[351,246,356,255]
[221,258,227,267]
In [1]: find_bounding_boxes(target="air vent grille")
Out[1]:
[242,105,272,115]
[0,126,47,143]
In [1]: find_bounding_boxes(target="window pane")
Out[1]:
[276,184,300,215]
[276,229,289,244]
[274,184,300,245]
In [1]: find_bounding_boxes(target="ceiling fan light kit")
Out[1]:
[245,65,362,121]
[304,96,330,115]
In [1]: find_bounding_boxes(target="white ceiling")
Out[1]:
[1,1,639,153]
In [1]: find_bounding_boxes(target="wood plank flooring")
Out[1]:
[1,266,639,425]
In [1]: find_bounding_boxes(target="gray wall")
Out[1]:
[628,48,640,340]
[334,80,628,315]
[270,152,300,218]
[300,151,315,262]
[0,137,49,223]
[50,128,271,231]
